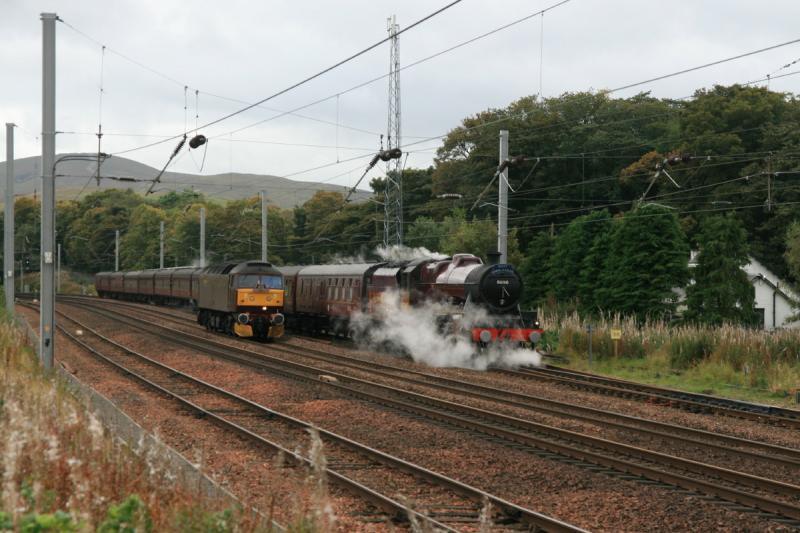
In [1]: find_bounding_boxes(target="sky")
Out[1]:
[2,0,800,196]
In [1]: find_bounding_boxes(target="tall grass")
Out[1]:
[541,310,800,397]
[0,320,275,532]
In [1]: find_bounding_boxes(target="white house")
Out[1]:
[686,252,799,330]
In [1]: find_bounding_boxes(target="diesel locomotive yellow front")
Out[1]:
[196,261,285,340]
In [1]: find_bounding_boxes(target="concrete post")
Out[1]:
[498,129,509,264]
[261,191,267,262]
[115,229,119,271]
[159,220,164,268]
[56,242,61,293]
[40,12,57,368]
[5,123,15,315]
[199,207,206,268]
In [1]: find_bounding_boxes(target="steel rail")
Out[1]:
[497,366,800,429]
[536,363,800,420]
[59,294,800,426]
[58,299,800,524]
[60,296,800,467]
[41,302,583,533]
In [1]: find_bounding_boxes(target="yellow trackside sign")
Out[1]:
[237,289,284,307]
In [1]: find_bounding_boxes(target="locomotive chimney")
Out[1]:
[486,251,501,265]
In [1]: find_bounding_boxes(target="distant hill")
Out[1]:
[0,153,371,208]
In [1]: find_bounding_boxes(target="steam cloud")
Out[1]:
[328,244,447,265]
[352,290,541,371]
[374,244,447,262]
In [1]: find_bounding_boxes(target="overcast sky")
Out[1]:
[2,0,800,195]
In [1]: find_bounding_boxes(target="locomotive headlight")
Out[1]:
[529,331,541,343]
[262,306,267,311]
[479,330,492,343]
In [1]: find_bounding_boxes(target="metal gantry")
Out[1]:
[384,15,403,247]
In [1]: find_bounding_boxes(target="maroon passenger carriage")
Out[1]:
[278,252,541,349]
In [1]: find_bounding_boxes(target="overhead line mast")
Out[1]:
[385,14,402,247]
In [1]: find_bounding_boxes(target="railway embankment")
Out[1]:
[543,314,800,408]
[0,316,278,532]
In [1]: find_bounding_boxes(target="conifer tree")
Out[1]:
[596,204,689,321]
[685,214,757,325]
[548,210,611,304]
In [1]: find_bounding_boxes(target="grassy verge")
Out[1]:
[540,313,800,408]
[0,317,291,532]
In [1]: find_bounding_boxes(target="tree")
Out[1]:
[406,216,445,252]
[518,231,555,307]
[548,210,612,304]
[437,209,522,264]
[120,205,167,270]
[64,190,144,272]
[685,214,757,325]
[786,221,800,281]
[156,189,205,210]
[595,204,689,321]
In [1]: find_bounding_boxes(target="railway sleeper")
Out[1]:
[65,300,800,527]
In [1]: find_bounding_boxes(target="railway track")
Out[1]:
[497,365,800,428]
[48,295,800,429]
[56,297,800,469]
[29,301,581,533]
[49,297,800,527]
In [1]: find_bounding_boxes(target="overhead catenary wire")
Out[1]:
[207,0,575,144]
[54,9,800,225]
[99,0,467,157]
[58,17,384,139]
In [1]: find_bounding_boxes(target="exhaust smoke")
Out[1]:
[351,290,541,370]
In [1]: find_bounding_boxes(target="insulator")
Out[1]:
[378,147,402,161]
[189,134,207,149]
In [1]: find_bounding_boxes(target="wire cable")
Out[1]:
[105,0,466,156]
[208,0,575,143]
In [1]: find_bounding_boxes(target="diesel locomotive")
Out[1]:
[278,252,541,348]
[95,261,285,340]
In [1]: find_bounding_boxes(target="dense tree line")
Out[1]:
[3,83,799,324]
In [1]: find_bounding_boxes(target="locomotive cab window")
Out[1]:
[237,275,283,289]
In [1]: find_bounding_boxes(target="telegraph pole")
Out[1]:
[159,220,164,268]
[260,191,268,262]
[40,12,57,368]
[498,130,509,264]
[5,123,15,315]
[115,230,119,271]
[199,207,206,268]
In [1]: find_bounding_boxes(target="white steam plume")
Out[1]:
[351,290,541,370]
[326,244,446,265]
[374,244,447,262]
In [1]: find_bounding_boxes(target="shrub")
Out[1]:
[669,329,716,369]
[97,495,152,533]
[18,511,79,532]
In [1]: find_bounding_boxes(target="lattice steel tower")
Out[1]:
[384,15,403,247]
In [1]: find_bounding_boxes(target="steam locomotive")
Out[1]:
[278,252,541,348]
[95,261,285,340]
[94,253,540,349]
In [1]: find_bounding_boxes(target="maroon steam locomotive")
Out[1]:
[278,252,541,348]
